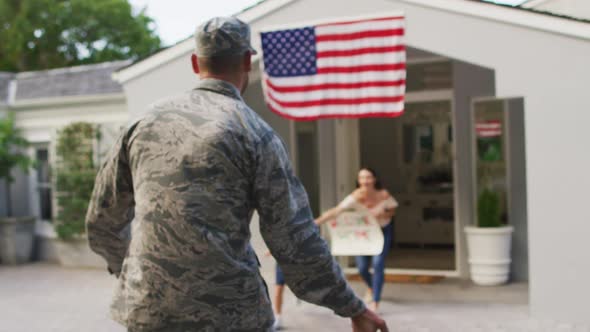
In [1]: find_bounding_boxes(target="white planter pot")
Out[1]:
[465,225,513,286]
[53,237,106,269]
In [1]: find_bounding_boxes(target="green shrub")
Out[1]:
[54,122,98,240]
[477,188,501,228]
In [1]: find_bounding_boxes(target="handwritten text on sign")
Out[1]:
[327,211,384,256]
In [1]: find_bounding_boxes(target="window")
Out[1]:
[36,148,52,221]
[401,101,454,194]
[473,99,508,224]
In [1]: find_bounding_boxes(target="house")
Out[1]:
[112,0,590,325]
[0,61,130,261]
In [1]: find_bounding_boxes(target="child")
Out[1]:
[265,250,286,330]
[273,264,286,330]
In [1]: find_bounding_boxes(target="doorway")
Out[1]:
[357,100,456,272]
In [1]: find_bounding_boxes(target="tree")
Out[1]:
[0,113,34,217]
[0,0,161,72]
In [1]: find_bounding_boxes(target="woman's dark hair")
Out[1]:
[356,167,383,190]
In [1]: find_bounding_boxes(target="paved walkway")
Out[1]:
[1,263,588,332]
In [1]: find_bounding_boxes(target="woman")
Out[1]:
[315,168,398,312]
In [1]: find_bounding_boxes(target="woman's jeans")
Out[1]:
[355,222,393,303]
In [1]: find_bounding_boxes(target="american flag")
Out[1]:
[260,15,406,121]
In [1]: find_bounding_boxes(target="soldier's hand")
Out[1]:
[351,308,389,332]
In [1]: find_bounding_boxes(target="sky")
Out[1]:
[129,0,528,46]
[129,0,261,46]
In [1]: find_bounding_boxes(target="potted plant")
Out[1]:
[465,188,513,285]
[0,113,36,265]
[52,122,104,268]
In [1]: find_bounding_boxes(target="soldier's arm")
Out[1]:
[314,206,344,225]
[253,132,365,318]
[85,132,135,276]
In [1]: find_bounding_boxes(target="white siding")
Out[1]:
[14,97,128,143]
[122,55,197,120]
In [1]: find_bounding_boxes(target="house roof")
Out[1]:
[11,60,130,102]
[481,0,590,23]
[520,0,590,22]
[113,0,590,84]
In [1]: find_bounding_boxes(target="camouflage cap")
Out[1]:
[195,17,257,57]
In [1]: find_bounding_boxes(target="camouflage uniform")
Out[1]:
[85,78,366,331]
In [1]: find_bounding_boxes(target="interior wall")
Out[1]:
[334,120,361,201]
[359,118,400,193]
[317,120,338,211]
[295,122,321,215]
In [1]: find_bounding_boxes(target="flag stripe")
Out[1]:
[315,29,404,42]
[316,36,404,51]
[476,123,502,129]
[268,106,404,121]
[268,93,404,107]
[317,63,406,74]
[266,71,406,86]
[317,52,405,67]
[477,131,502,137]
[317,45,405,58]
[266,100,404,119]
[315,19,405,35]
[316,16,404,27]
[264,79,406,92]
[266,85,405,102]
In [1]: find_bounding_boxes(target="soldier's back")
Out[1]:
[112,83,274,331]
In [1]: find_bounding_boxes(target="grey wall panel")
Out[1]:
[452,60,496,278]
[507,98,529,282]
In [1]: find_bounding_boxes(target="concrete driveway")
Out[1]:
[0,263,587,332]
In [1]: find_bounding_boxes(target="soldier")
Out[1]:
[86,16,389,332]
